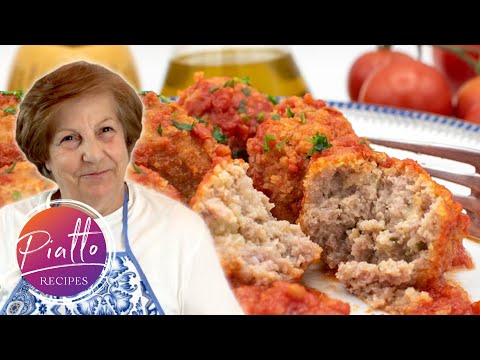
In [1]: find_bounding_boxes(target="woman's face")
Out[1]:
[45,92,129,207]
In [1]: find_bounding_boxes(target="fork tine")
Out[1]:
[366,137,480,172]
[423,167,480,193]
[453,197,480,240]
[454,195,480,214]
[467,212,480,239]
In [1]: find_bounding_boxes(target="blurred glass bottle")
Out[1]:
[7,45,140,92]
[161,45,309,97]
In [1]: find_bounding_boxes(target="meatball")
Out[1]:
[125,163,182,202]
[0,93,25,168]
[234,281,350,315]
[178,72,273,159]
[246,93,359,223]
[298,144,471,311]
[0,161,56,207]
[132,98,231,202]
[190,157,321,285]
[139,90,162,110]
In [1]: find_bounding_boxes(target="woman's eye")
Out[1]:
[102,127,113,132]
[61,135,74,142]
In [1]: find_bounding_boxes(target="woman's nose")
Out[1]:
[81,138,105,163]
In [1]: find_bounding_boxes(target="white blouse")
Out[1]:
[0,181,243,315]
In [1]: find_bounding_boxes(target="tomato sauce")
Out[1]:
[404,278,475,315]
[234,281,350,315]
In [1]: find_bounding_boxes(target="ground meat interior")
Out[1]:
[191,159,321,285]
[304,161,436,269]
[301,158,443,298]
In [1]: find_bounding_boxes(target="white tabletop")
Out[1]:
[0,45,432,102]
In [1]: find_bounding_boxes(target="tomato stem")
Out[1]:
[433,45,480,75]
[377,45,392,50]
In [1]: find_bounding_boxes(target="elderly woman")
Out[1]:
[0,61,243,315]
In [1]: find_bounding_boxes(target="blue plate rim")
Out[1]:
[326,100,480,134]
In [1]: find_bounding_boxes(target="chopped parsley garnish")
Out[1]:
[137,90,153,95]
[195,116,209,126]
[159,95,171,103]
[12,190,22,200]
[157,123,163,136]
[263,135,276,153]
[209,87,220,93]
[238,99,247,114]
[390,237,399,243]
[275,138,289,152]
[286,106,295,118]
[0,90,24,99]
[255,112,266,122]
[240,114,250,122]
[3,106,17,115]
[234,76,251,85]
[358,139,373,150]
[306,133,332,159]
[267,95,279,105]
[223,79,235,88]
[212,125,227,144]
[241,88,251,96]
[131,163,144,174]
[271,114,280,120]
[300,112,306,124]
[172,120,195,131]
[3,161,16,174]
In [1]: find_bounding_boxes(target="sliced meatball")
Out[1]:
[298,144,471,311]
[246,93,359,223]
[191,157,321,285]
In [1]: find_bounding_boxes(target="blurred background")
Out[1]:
[0,45,431,101]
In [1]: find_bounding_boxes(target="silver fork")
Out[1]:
[367,137,480,239]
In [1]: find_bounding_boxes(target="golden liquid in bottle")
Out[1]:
[161,48,309,97]
[7,45,140,92]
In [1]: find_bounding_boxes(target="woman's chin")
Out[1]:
[79,184,117,203]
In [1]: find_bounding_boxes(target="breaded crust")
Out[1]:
[0,94,25,168]
[0,161,56,207]
[132,99,231,202]
[125,163,182,202]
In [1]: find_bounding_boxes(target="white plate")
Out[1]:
[302,101,480,315]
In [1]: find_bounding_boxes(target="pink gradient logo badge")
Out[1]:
[16,206,107,297]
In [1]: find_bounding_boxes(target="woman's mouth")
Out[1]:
[82,170,110,179]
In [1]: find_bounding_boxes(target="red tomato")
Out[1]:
[455,76,480,123]
[347,48,413,101]
[358,60,453,116]
[432,45,480,93]
[464,103,480,124]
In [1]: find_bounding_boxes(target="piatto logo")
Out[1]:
[16,200,111,299]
